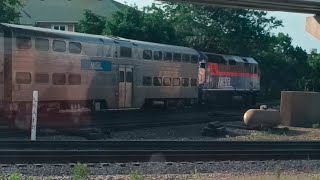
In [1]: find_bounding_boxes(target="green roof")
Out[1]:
[20,0,127,25]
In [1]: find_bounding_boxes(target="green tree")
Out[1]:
[104,5,181,44]
[77,10,106,35]
[0,0,21,23]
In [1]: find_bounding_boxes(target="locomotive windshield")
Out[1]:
[205,54,227,64]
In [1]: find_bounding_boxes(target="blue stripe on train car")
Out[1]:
[81,59,112,71]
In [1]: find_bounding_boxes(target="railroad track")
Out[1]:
[0,140,320,163]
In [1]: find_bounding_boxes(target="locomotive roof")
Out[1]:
[202,52,258,64]
[0,23,198,55]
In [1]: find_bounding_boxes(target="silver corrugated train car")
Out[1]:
[0,23,199,128]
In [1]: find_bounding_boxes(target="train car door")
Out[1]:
[118,66,133,108]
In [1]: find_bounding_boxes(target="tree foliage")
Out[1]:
[77,10,106,35]
[0,0,21,23]
[77,3,312,98]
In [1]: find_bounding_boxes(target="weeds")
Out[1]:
[312,122,320,128]
[72,162,90,180]
[0,173,6,180]
[190,169,202,180]
[129,170,144,180]
[9,172,22,180]
[274,167,282,179]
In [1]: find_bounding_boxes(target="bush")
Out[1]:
[9,172,22,180]
[72,163,90,180]
[129,171,144,180]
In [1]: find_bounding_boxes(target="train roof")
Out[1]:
[0,23,198,55]
[202,52,258,64]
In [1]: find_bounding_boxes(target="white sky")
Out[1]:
[115,0,320,53]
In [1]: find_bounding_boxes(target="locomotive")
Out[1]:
[0,23,260,129]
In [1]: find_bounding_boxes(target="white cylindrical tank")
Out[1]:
[244,109,281,129]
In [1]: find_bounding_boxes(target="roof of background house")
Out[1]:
[20,0,127,25]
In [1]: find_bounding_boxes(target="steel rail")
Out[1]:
[0,141,320,163]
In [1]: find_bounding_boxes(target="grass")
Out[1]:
[72,162,90,180]
[190,169,202,180]
[129,170,144,180]
[9,172,22,180]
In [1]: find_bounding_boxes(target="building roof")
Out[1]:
[20,0,127,25]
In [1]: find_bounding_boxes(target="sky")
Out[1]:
[114,0,320,53]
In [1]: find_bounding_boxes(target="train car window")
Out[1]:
[35,73,49,83]
[53,40,66,52]
[35,38,49,51]
[0,72,3,84]
[173,78,180,86]
[182,54,190,63]
[154,51,162,60]
[105,45,112,57]
[143,50,152,60]
[164,52,172,61]
[126,71,133,82]
[182,78,189,87]
[206,54,226,64]
[16,36,31,49]
[163,77,171,86]
[173,53,181,62]
[229,59,237,65]
[120,46,132,58]
[16,72,31,84]
[153,77,162,86]
[191,55,199,64]
[68,74,81,85]
[143,76,152,86]
[69,42,82,54]
[52,73,66,85]
[119,71,124,82]
[191,79,197,86]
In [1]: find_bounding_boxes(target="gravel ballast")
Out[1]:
[0,160,320,178]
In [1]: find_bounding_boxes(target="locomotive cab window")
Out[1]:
[229,59,237,65]
[69,42,82,54]
[68,74,81,85]
[52,73,66,85]
[16,72,31,84]
[182,78,189,87]
[163,77,171,86]
[35,73,49,83]
[153,77,162,86]
[164,52,172,61]
[143,76,152,86]
[35,38,49,51]
[173,53,182,62]
[182,54,190,63]
[53,40,66,52]
[143,50,152,60]
[206,54,226,64]
[16,36,31,49]
[120,46,132,58]
[154,51,162,60]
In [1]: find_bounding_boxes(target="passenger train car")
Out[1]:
[0,23,199,128]
[0,23,260,129]
[198,52,260,105]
